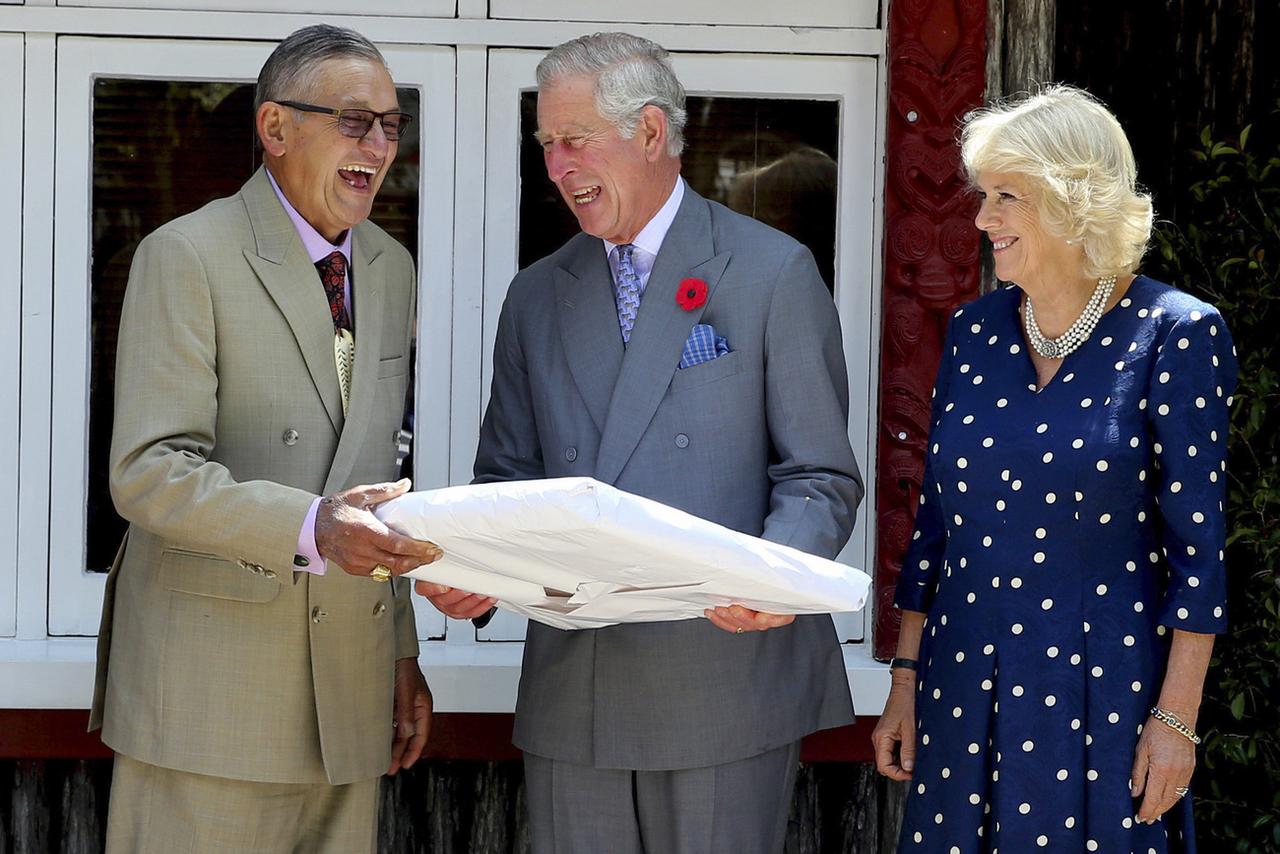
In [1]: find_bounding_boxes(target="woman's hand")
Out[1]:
[1130,713,1197,823]
[872,679,918,781]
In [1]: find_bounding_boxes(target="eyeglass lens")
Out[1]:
[337,110,410,141]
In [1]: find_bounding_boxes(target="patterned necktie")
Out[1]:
[614,243,642,345]
[315,251,352,332]
[315,251,354,415]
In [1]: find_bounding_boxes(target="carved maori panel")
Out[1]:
[875,0,988,658]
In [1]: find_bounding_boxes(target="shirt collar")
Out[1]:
[266,168,353,266]
[602,176,685,261]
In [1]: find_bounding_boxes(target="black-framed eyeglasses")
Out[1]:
[274,100,414,141]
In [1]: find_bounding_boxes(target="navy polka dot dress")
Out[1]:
[895,277,1238,853]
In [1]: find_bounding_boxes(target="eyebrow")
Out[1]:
[533,124,594,143]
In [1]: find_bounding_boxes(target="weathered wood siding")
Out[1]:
[2,760,905,853]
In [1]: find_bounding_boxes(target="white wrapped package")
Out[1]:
[375,477,870,631]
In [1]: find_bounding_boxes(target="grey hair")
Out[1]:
[536,32,688,156]
[255,24,387,115]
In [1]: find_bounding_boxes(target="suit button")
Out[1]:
[565,447,578,462]
[372,602,387,617]
[311,607,327,624]
[282,428,299,446]
[674,433,690,449]
[263,569,277,580]
[236,558,249,570]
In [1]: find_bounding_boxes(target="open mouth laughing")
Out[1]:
[571,185,601,206]
[338,163,378,191]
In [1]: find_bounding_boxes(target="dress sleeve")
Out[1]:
[1147,305,1238,633]
[894,311,959,615]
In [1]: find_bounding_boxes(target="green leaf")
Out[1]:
[1231,693,1246,719]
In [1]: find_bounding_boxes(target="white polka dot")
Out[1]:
[997,397,1008,408]
[1108,712,1120,724]
[1045,695,1057,707]
[981,679,993,690]
[1159,371,1171,383]
[1072,438,1084,449]
[957,457,968,469]
[1011,577,1023,589]
[1131,681,1143,692]
[918,783,926,794]
[1087,840,1099,851]
[1012,623,1024,635]
[1123,635,1135,646]
[1170,481,1183,493]
[1096,584,1108,595]
[1189,576,1200,587]
[956,652,965,662]
[1070,654,1081,665]
[995,499,1006,511]
[1126,560,1137,572]
[1178,607,1190,620]
[953,706,963,718]
[1138,308,1149,318]
[983,536,993,547]
[1099,513,1111,524]
[1047,646,1059,658]
[1019,802,1031,815]
[1038,835,1049,847]
[1036,423,1049,434]
[1193,511,1205,523]
[1091,666,1104,677]
[1130,436,1140,448]
[1158,403,1171,416]
[1012,685,1025,697]
[1081,397,1093,408]
[1035,527,1047,539]
[1215,606,1224,618]
[1042,452,1054,463]
[969,793,981,805]
[970,323,981,333]
[973,375,983,385]
[1191,310,1202,321]
[934,812,944,824]
[1056,768,1068,780]
[1045,492,1056,504]
[941,767,950,778]
[960,363,971,374]
[1022,739,1035,752]
[1011,479,1023,491]
[983,437,995,447]
[1087,770,1099,782]
[913,832,923,843]
[1071,718,1081,730]
[1178,337,1190,349]
[1114,360,1126,371]
[1034,552,1046,564]
[1096,460,1109,472]
[957,481,968,492]
[968,742,980,754]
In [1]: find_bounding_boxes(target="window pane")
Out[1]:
[517,93,839,290]
[86,79,421,572]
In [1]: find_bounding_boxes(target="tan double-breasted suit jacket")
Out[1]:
[90,168,419,785]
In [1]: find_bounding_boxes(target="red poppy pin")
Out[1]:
[676,277,708,311]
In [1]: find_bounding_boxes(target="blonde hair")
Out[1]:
[961,84,1153,278]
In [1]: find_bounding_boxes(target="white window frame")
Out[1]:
[61,0,455,16]
[0,34,23,637]
[489,0,876,29]
[45,36,456,639]
[477,49,882,647]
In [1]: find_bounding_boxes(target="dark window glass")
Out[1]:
[86,79,420,572]
[518,93,839,289]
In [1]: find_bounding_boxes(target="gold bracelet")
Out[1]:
[1150,706,1202,745]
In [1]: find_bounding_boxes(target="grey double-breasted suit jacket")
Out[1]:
[90,168,419,786]
[476,185,864,770]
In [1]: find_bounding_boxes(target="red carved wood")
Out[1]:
[874,0,988,659]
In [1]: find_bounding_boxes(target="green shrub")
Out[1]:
[1149,107,1280,853]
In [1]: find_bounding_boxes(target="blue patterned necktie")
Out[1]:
[614,243,642,345]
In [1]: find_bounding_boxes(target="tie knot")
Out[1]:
[617,243,636,265]
[317,250,347,279]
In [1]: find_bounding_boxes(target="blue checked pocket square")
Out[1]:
[678,324,731,370]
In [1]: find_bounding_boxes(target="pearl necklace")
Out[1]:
[1023,275,1117,360]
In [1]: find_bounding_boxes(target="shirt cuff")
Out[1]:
[294,496,326,575]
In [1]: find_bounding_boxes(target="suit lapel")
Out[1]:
[556,237,624,434]
[323,225,387,494]
[594,191,731,484]
[241,168,345,434]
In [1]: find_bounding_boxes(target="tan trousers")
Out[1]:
[104,753,379,854]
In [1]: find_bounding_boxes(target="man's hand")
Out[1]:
[704,604,796,633]
[415,582,497,620]
[314,479,442,578]
[389,657,431,775]
[872,679,917,781]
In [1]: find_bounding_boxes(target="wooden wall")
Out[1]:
[1,760,906,853]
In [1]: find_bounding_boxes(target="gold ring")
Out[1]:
[370,564,392,582]
[1175,786,1189,797]
[736,627,745,634]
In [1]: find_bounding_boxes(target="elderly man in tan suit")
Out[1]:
[91,25,441,853]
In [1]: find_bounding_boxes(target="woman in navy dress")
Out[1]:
[872,86,1237,853]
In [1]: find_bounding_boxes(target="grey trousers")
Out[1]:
[104,753,379,854]
[523,741,802,854]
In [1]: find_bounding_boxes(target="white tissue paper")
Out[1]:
[374,477,870,631]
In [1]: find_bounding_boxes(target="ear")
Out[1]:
[256,102,289,157]
[638,105,667,162]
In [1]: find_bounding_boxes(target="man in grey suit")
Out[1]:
[420,32,863,853]
[94,26,440,853]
